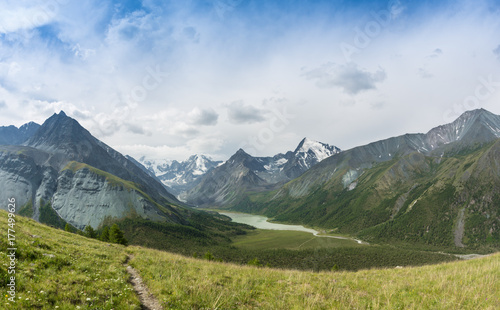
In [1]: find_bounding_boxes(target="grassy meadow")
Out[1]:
[1,210,499,309]
[1,210,140,309]
[231,229,361,250]
[128,246,499,309]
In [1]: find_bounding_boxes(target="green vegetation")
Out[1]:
[83,225,97,239]
[231,142,500,251]
[127,246,500,310]
[3,210,498,309]
[18,200,34,218]
[0,210,141,309]
[100,226,110,242]
[114,213,458,271]
[109,224,128,246]
[232,229,361,250]
[38,199,69,230]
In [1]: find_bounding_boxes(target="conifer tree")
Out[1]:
[109,224,128,246]
[84,225,97,239]
[100,226,110,242]
[64,223,73,233]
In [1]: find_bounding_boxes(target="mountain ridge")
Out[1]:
[186,138,341,207]
[231,109,500,249]
[0,112,191,230]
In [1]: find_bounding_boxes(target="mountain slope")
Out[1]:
[236,109,500,249]
[0,121,40,145]
[186,149,271,207]
[0,112,195,229]
[186,138,340,207]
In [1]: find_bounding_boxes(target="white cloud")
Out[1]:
[0,1,58,33]
[494,45,500,61]
[226,101,267,124]
[302,62,387,95]
[188,107,219,126]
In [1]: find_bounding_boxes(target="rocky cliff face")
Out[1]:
[52,167,167,229]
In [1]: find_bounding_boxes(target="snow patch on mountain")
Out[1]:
[137,154,222,196]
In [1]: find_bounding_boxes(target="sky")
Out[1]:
[1,0,500,161]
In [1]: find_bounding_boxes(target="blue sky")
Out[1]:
[1,0,500,160]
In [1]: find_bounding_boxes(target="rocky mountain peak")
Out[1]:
[425,108,500,149]
[292,137,341,168]
[25,111,93,152]
[0,121,41,145]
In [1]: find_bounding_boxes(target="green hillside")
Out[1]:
[1,210,499,309]
[233,140,500,250]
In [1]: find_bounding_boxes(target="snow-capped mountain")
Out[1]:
[252,138,341,183]
[137,155,223,197]
[292,137,342,170]
[186,138,341,207]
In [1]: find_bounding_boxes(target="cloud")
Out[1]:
[418,67,434,79]
[302,62,387,95]
[370,102,385,110]
[0,100,6,109]
[494,45,500,61]
[125,123,151,136]
[170,122,200,138]
[426,48,443,59]
[0,1,58,33]
[188,107,219,126]
[211,0,244,19]
[226,101,266,124]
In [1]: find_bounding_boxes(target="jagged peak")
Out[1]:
[234,148,249,156]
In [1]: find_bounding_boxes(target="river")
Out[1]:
[219,211,366,244]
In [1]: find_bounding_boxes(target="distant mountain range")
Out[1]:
[0,121,40,145]
[184,138,340,207]
[135,155,223,199]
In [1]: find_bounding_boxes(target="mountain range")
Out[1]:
[135,154,223,199]
[1,108,499,249]
[0,121,40,145]
[0,112,212,231]
[184,138,341,207]
[229,108,500,249]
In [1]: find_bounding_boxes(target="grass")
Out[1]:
[232,229,361,250]
[127,246,500,309]
[2,210,499,309]
[1,210,140,309]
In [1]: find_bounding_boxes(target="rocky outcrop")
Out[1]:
[52,168,167,229]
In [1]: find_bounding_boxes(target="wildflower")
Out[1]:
[86,298,91,301]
